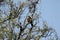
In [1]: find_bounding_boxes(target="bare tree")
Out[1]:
[0,0,59,40]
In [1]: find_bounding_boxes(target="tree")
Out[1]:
[0,0,59,40]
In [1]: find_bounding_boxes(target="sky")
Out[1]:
[0,0,60,39]
[12,0,60,38]
[41,0,60,37]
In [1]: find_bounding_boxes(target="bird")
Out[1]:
[27,16,33,26]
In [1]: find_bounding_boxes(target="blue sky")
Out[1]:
[41,0,60,37]
[0,0,60,39]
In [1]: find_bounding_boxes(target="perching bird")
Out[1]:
[27,16,33,26]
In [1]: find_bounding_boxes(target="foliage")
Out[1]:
[0,0,59,40]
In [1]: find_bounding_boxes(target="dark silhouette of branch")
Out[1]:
[0,0,59,40]
[16,23,29,40]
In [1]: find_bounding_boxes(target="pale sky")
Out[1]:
[41,0,60,37]
[0,0,60,39]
